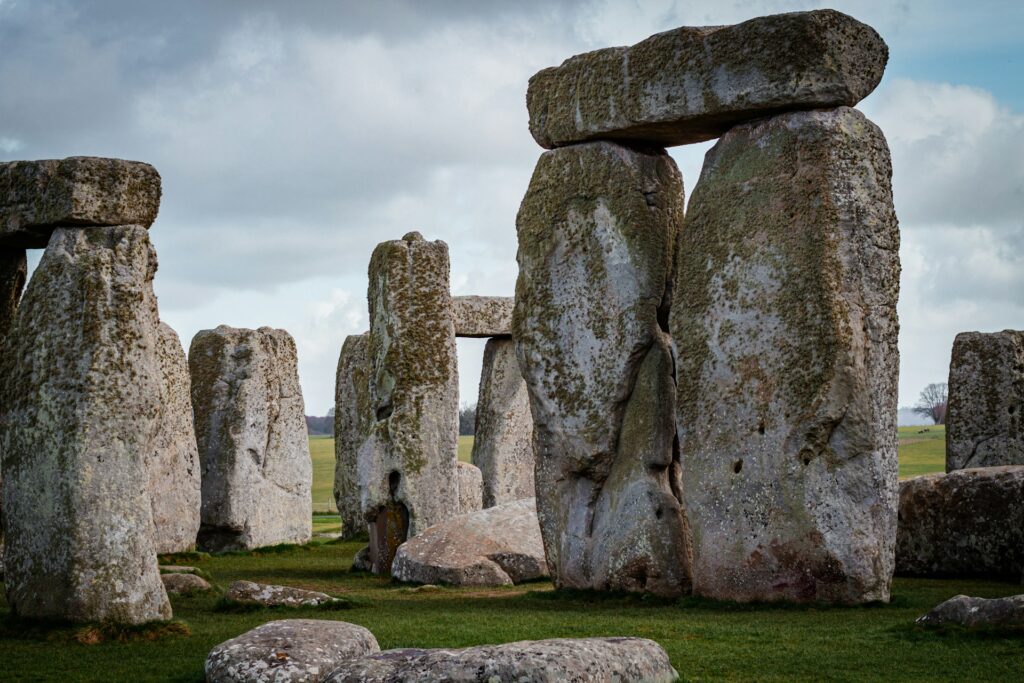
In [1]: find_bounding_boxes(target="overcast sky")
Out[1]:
[2,0,1021,413]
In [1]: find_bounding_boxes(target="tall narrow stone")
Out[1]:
[471,338,535,507]
[0,225,170,623]
[515,141,690,597]
[190,326,312,552]
[672,107,900,604]
[334,333,371,540]
[0,249,26,337]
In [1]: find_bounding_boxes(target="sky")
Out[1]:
[1,0,1021,414]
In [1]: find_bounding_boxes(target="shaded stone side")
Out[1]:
[671,107,900,604]
[514,141,690,597]
[471,338,535,507]
[0,249,26,337]
[0,225,170,623]
[528,9,887,149]
[334,333,370,540]
[190,326,312,552]
[946,330,1024,471]
[456,461,483,515]
[452,296,513,337]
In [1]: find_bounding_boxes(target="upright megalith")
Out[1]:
[515,141,690,597]
[471,338,535,507]
[0,249,26,337]
[946,330,1024,471]
[334,333,371,540]
[0,225,170,623]
[190,325,312,552]
[672,107,900,603]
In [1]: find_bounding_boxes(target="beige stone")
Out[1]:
[334,333,370,539]
[452,296,513,337]
[456,461,483,515]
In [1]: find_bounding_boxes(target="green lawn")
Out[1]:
[898,424,946,479]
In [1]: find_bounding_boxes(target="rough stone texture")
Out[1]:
[0,157,161,248]
[325,637,678,682]
[224,581,344,608]
[190,326,312,552]
[916,594,1024,628]
[334,333,370,540]
[392,498,547,586]
[455,462,483,515]
[514,141,690,597]
[149,322,201,554]
[672,107,900,604]
[471,338,535,508]
[946,330,1024,471]
[896,467,1024,579]
[361,232,459,574]
[452,296,514,337]
[0,225,171,623]
[528,10,887,149]
[0,249,26,337]
[351,546,372,572]
[206,619,379,683]
[162,572,211,594]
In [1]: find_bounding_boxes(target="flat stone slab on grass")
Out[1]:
[162,573,212,594]
[224,581,345,608]
[917,594,1024,628]
[452,296,513,337]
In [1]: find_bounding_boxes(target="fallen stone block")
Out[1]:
[917,594,1024,628]
[224,581,345,608]
[452,295,513,337]
[161,572,211,595]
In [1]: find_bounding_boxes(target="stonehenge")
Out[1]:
[452,295,513,337]
[333,333,371,539]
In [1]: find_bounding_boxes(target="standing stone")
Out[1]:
[456,461,483,515]
[515,141,690,597]
[946,330,1024,471]
[452,296,514,337]
[471,338,535,507]
[0,249,26,337]
[0,225,170,623]
[361,232,459,574]
[672,107,900,603]
[334,333,370,540]
[190,326,312,552]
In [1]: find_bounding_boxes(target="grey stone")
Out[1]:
[896,467,1024,579]
[351,545,372,572]
[224,581,345,608]
[452,295,513,337]
[916,594,1024,628]
[515,141,690,597]
[161,572,211,594]
[527,9,887,149]
[392,498,547,586]
[672,107,900,604]
[0,157,161,248]
[471,338,535,508]
[455,462,483,515]
[946,330,1024,471]
[190,326,312,552]
[0,225,170,623]
[0,249,26,337]
[334,333,370,540]
[206,619,379,683]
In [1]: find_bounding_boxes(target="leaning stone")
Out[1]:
[916,594,1024,628]
[0,225,171,623]
[161,572,211,595]
[325,637,678,682]
[392,498,547,586]
[0,157,161,248]
[456,462,483,515]
[0,249,26,337]
[206,619,379,683]
[896,467,1024,579]
[334,333,371,540]
[672,107,900,604]
[190,326,312,552]
[515,141,690,597]
[471,338,535,507]
[946,330,1024,471]
[224,581,345,608]
[527,9,887,149]
[452,296,514,337]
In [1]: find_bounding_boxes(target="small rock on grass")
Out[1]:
[161,573,212,595]
[917,594,1024,628]
[224,580,345,608]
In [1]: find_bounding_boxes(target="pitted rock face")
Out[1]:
[946,330,1024,471]
[190,325,312,552]
[0,225,171,624]
[452,296,514,337]
[671,107,900,604]
[455,461,483,515]
[334,333,371,540]
[527,9,887,149]
[0,249,26,337]
[514,140,690,597]
[917,594,1024,628]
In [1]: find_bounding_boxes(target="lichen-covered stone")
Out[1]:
[334,333,370,540]
[0,225,170,624]
[896,467,1024,579]
[456,461,483,515]
[161,572,211,594]
[946,330,1024,471]
[528,10,887,149]
[0,249,26,337]
[916,594,1024,628]
[0,157,161,248]
[671,107,900,604]
[452,296,513,337]
[190,326,312,552]
[206,619,379,683]
[223,581,344,608]
[514,141,690,597]
[471,338,535,507]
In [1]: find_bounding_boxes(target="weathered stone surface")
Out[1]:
[224,581,344,608]
[161,572,211,594]
[896,467,1024,579]
[946,330,1024,471]
[471,338,535,508]
[361,232,459,574]
[455,462,483,515]
[190,326,312,552]
[916,594,1024,628]
[351,545,372,572]
[672,107,900,604]
[514,141,690,597]
[0,157,161,248]
[392,498,547,586]
[452,296,513,337]
[325,637,678,682]
[0,249,26,337]
[206,619,379,683]
[334,333,370,540]
[0,225,171,623]
[528,10,887,149]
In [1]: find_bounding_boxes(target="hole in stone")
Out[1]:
[654,507,664,519]
[757,421,765,435]
[1010,405,1017,415]
[733,459,743,474]
[376,403,393,421]
[802,455,812,466]
[388,470,401,497]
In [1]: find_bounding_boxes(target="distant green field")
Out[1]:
[897,424,945,479]
[457,435,474,463]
